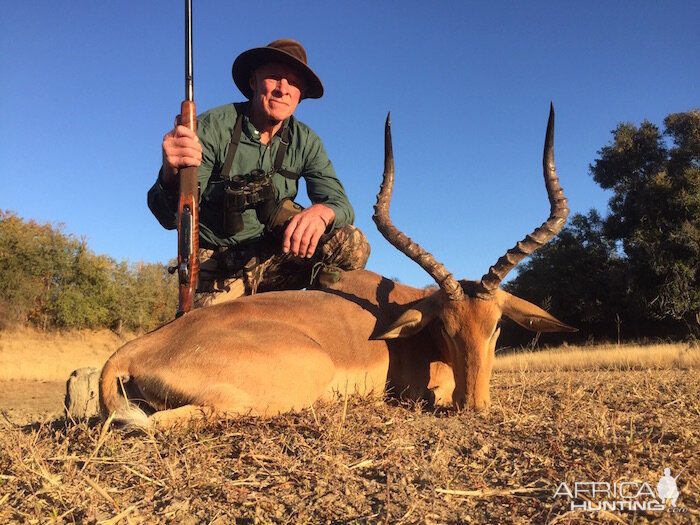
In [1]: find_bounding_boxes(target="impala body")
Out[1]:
[100,106,575,426]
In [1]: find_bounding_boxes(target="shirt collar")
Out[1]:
[239,103,292,143]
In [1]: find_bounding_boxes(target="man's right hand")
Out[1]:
[161,125,202,187]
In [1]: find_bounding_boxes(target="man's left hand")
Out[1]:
[283,204,335,258]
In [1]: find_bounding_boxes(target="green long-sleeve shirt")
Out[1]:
[147,102,354,247]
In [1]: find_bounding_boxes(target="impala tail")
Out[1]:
[99,358,151,429]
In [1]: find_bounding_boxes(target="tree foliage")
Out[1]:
[591,110,699,323]
[507,110,699,341]
[0,210,177,331]
[505,210,627,338]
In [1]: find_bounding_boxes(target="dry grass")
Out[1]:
[0,327,133,382]
[1,343,698,523]
[495,342,700,373]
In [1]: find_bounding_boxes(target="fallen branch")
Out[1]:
[436,487,549,498]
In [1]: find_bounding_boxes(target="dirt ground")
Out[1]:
[0,327,128,426]
[0,380,65,425]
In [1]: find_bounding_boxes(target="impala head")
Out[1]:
[372,105,576,410]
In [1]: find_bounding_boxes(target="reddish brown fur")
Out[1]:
[99,268,574,426]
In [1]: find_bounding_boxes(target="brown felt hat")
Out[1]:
[232,39,324,100]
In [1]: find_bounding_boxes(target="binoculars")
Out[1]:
[223,169,276,236]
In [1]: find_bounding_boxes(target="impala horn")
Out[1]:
[373,113,465,302]
[475,103,569,299]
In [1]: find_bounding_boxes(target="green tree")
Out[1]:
[53,241,113,328]
[590,110,699,328]
[506,109,699,341]
[111,260,177,332]
[0,211,177,331]
[134,261,178,331]
[505,210,627,339]
[0,211,76,328]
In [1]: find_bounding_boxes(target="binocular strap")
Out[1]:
[218,112,298,182]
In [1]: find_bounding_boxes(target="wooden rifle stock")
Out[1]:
[175,0,198,317]
[175,101,199,317]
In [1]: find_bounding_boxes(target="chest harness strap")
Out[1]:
[217,113,300,181]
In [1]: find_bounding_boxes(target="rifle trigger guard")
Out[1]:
[178,261,190,284]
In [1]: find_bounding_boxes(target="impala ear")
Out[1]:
[374,293,443,339]
[501,293,577,333]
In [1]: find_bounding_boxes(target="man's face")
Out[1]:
[249,62,304,124]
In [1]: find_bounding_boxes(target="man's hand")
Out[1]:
[161,125,202,187]
[283,204,335,258]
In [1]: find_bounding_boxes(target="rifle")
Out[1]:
[174,0,199,316]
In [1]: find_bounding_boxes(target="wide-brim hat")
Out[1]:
[232,39,324,100]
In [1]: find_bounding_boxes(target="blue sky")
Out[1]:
[1,1,698,287]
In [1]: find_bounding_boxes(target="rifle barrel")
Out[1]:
[185,0,194,102]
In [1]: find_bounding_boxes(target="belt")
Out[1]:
[205,242,265,275]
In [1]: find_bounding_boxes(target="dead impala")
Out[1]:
[100,105,576,427]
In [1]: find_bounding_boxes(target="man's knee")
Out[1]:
[194,247,248,307]
[192,227,370,303]
[320,225,370,270]
[193,279,246,308]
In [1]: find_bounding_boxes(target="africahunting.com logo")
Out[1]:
[554,467,688,513]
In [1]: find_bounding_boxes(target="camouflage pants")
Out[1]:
[194,225,370,308]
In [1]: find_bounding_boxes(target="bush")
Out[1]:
[0,210,177,331]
